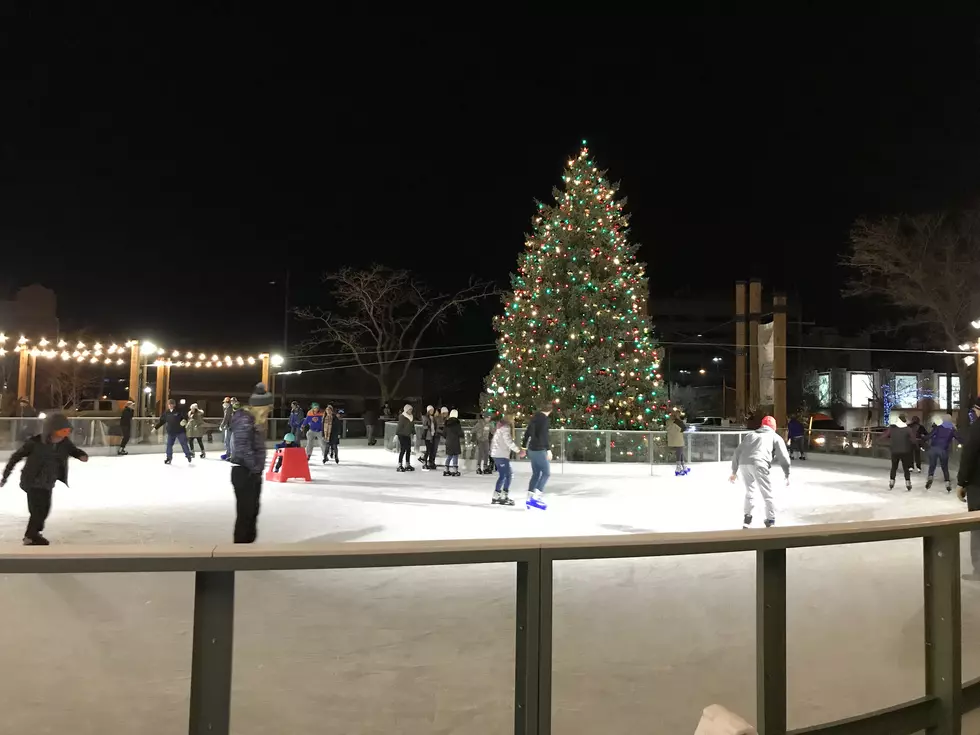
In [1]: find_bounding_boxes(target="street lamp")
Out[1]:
[271,354,284,368]
[699,368,706,375]
[712,357,722,364]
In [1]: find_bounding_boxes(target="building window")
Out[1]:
[938,374,961,410]
[817,373,830,407]
[893,374,918,408]
[849,372,875,408]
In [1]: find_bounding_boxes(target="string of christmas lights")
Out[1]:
[1,335,277,367]
[482,142,667,429]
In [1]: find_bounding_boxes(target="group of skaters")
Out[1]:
[882,413,960,492]
[285,401,342,464]
[394,403,552,510]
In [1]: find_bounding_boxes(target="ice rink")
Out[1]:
[1,444,979,733]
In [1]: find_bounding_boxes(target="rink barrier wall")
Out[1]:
[3,513,980,734]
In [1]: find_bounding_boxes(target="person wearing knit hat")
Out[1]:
[957,400,980,580]
[118,399,135,456]
[395,404,415,471]
[185,402,207,459]
[219,397,235,460]
[443,409,463,477]
[420,405,437,470]
[229,392,267,543]
[729,415,790,529]
[1,412,88,546]
[154,398,194,465]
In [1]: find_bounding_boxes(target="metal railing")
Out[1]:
[805,428,964,464]
[384,421,754,466]
[5,513,980,734]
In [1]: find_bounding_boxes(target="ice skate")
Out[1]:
[925,476,934,490]
[742,514,752,529]
[905,481,912,492]
[186,455,193,464]
[764,519,776,528]
[526,491,547,510]
[476,468,484,475]
[397,465,405,472]
[888,479,894,490]
[405,465,415,471]
[682,466,690,475]
[492,491,515,506]
[23,535,49,546]
[200,451,206,459]
[117,448,128,456]
[451,471,460,477]
[674,465,684,477]
[164,457,172,465]
[443,469,451,476]
[947,482,953,493]
[220,453,230,461]
[421,465,431,471]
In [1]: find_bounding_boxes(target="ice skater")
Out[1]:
[881,414,914,490]
[787,414,806,460]
[273,432,301,473]
[229,393,266,543]
[118,399,134,455]
[1,412,89,546]
[420,405,436,469]
[522,403,553,510]
[925,415,960,492]
[396,404,415,472]
[219,396,234,460]
[302,403,326,461]
[730,415,791,529]
[490,414,525,505]
[186,402,207,458]
[667,407,689,475]
[958,399,980,581]
[474,413,492,474]
[323,405,341,464]
[154,398,193,464]
[443,409,463,476]
[910,415,927,473]
[288,401,304,438]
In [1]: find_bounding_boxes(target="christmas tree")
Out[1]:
[483,141,665,429]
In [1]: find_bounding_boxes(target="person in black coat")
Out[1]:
[154,399,193,465]
[1,412,88,545]
[118,400,135,455]
[443,409,463,477]
[958,400,980,580]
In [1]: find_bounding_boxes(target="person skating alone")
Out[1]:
[219,397,234,460]
[229,394,266,543]
[420,405,436,469]
[444,409,463,476]
[926,415,960,492]
[666,407,688,476]
[787,415,806,460]
[522,403,554,510]
[909,415,927,473]
[730,415,791,528]
[396,405,415,471]
[882,414,915,491]
[490,414,525,505]
[186,402,207,458]
[302,403,326,461]
[474,413,492,475]
[323,405,341,464]
[118,400,134,455]
[363,406,378,446]
[154,399,193,464]
[958,400,980,581]
[1,412,89,545]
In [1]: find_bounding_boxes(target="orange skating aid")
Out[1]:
[266,447,312,482]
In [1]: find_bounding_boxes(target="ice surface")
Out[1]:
[0,444,978,733]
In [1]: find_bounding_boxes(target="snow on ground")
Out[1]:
[0,445,978,734]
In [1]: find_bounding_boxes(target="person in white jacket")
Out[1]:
[489,415,525,506]
[730,415,791,528]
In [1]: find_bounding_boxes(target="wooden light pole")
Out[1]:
[773,293,788,430]
[735,281,747,420]
[749,278,762,410]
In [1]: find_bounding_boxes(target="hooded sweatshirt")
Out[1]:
[302,408,325,433]
[2,413,88,491]
[289,405,304,431]
[884,419,915,455]
[396,409,414,437]
[929,420,961,452]
[731,427,791,478]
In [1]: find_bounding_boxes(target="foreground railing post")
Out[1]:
[924,533,962,735]
[756,549,786,735]
[515,553,553,735]
[189,571,236,735]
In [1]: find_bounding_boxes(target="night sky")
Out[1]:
[2,12,979,352]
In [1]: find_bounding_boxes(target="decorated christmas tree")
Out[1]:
[483,141,665,429]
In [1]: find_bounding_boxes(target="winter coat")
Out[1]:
[959,419,980,488]
[911,421,928,447]
[473,418,492,444]
[396,413,414,437]
[155,408,186,435]
[787,419,805,439]
[119,406,134,430]
[434,414,447,437]
[230,408,266,474]
[185,408,205,439]
[3,433,87,491]
[302,409,325,433]
[422,413,436,440]
[731,427,791,478]
[444,417,464,456]
[883,421,915,455]
[288,407,304,431]
[219,402,233,431]
[522,411,551,452]
[324,413,341,445]
[929,421,961,453]
[666,417,687,448]
[490,421,521,459]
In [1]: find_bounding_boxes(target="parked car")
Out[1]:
[808,418,845,449]
[687,416,734,430]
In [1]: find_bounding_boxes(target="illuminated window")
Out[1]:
[817,373,830,407]
[893,374,918,408]
[849,372,874,408]
[938,374,960,410]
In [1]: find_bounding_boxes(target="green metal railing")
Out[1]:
[4,513,980,734]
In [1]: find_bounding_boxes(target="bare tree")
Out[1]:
[294,266,496,406]
[842,207,980,411]
[43,364,101,410]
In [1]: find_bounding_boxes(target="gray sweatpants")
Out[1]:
[306,430,324,459]
[742,464,776,521]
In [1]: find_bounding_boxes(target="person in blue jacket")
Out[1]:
[787,415,806,460]
[926,415,961,492]
[288,401,304,436]
[302,403,326,461]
